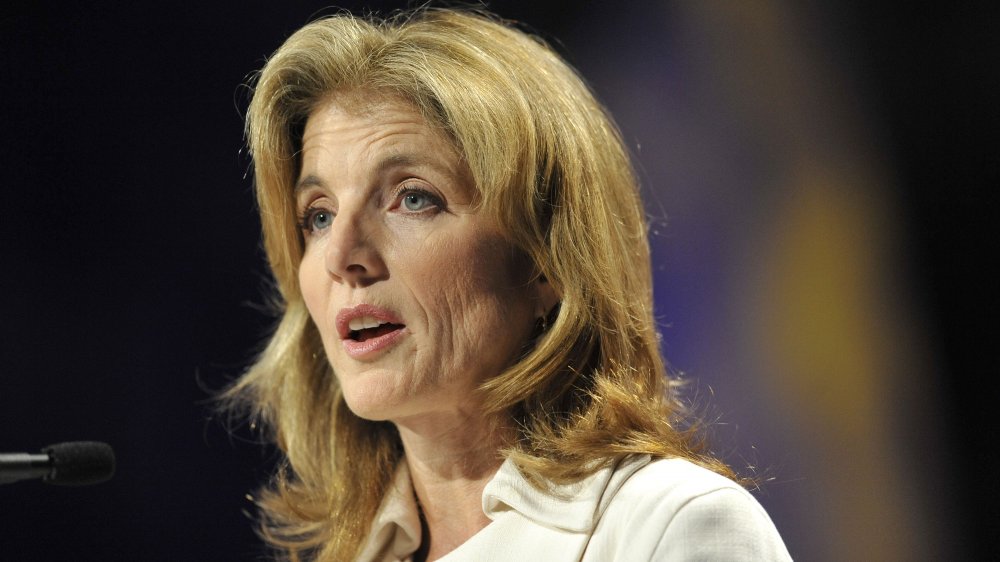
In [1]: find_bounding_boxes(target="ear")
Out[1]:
[534,273,561,318]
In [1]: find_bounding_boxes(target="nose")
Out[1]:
[323,206,388,287]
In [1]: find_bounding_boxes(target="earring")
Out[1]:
[537,312,549,333]
[537,302,559,333]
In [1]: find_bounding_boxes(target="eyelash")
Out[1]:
[297,206,334,235]
[392,184,445,214]
[296,185,446,235]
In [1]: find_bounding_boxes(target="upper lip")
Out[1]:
[335,304,404,340]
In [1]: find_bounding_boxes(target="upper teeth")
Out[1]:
[349,317,386,331]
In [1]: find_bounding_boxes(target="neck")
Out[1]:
[395,410,510,561]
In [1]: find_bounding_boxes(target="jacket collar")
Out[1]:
[357,453,652,561]
[482,454,650,533]
[356,461,422,561]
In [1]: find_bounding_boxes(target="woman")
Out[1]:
[227,7,791,561]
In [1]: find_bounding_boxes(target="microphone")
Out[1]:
[0,441,115,486]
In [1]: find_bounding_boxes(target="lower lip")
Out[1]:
[341,327,408,359]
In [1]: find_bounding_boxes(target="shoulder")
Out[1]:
[610,457,760,520]
[584,457,792,561]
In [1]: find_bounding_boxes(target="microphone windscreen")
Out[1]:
[42,442,116,486]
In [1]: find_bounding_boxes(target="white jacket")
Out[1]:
[357,455,792,561]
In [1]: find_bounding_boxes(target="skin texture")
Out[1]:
[296,93,557,560]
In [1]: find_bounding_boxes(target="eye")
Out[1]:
[397,187,444,214]
[402,191,432,211]
[299,207,334,234]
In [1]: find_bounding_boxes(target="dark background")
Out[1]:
[1,1,995,560]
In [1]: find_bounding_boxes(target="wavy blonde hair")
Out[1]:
[226,7,734,561]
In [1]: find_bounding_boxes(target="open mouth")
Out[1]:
[337,306,407,358]
[349,322,405,342]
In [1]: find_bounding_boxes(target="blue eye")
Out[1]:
[312,210,333,229]
[402,191,434,212]
[300,208,333,233]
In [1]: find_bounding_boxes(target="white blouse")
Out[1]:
[356,455,792,561]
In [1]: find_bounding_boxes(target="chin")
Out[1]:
[338,377,415,422]
[340,390,398,422]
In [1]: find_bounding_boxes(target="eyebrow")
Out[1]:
[294,174,325,197]
[375,153,427,174]
[294,152,448,197]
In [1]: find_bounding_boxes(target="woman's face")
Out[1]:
[296,95,547,424]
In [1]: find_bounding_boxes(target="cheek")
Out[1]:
[414,234,536,368]
[298,245,330,331]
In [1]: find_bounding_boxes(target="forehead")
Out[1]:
[299,93,461,171]
[302,91,447,147]
[295,92,481,203]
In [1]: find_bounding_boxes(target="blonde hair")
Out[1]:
[227,7,734,561]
